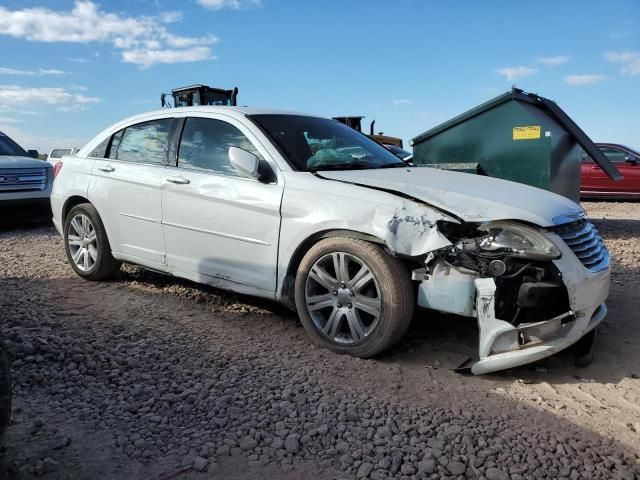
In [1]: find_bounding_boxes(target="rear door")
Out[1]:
[579,150,596,193]
[89,118,175,269]
[161,115,283,294]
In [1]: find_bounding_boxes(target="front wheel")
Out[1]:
[294,237,414,358]
[64,203,121,281]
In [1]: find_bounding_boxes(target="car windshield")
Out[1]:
[50,149,72,158]
[386,145,412,159]
[249,114,406,171]
[0,132,28,157]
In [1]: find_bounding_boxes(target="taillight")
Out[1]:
[53,161,63,179]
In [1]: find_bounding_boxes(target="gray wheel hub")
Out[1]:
[305,252,382,345]
[67,213,97,272]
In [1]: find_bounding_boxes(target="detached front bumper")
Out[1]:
[470,230,610,375]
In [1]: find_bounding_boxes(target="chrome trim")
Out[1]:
[118,212,160,223]
[552,209,586,226]
[553,219,610,272]
[162,221,270,246]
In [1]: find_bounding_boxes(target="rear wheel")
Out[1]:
[64,203,121,280]
[0,332,11,444]
[295,237,414,358]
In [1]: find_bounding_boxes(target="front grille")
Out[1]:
[0,167,48,192]
[553,219,609,272]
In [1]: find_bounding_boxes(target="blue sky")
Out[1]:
[0,0,638,152]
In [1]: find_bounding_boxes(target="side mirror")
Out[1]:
[229,146,274,182]
[229,146,260,178]
[625,155,639,166]
[27,149,39,158]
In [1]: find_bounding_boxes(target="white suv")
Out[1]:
[51,107,610,374]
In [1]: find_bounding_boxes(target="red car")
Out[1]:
[581,143,640,199]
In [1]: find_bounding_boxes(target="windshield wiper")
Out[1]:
[309,162,377,172]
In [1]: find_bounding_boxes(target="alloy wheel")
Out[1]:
[305,252,382,344]
[67,213,98,272]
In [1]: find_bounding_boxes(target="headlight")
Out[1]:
[475,221,561,261]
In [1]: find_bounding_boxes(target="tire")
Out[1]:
[295,237,414,358]
[0,332,10,444]
[64,203,121,281]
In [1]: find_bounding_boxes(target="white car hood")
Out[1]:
[319,166,583,227]
[0,155,51,169]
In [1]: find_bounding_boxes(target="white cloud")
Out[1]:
[39,68,67,75]
[609,30,633,39]
[197,0,261,9]
[0,67,66,76]
[159,11,183,23]
[122,47,214,68]
[392,99,412,107]
[0,105,39,115]
[605,51,640,76]
[0,1,217,68]
[0,116,23,124]
[0,124,86,153]
[0,85,100,111]
[535,55,571,66]
[564,74,607,86]
[496,66,538,81]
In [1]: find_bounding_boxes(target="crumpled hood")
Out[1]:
[0,155,51,169]
[319,166,583,227]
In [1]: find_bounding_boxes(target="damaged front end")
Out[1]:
[413,219,610,374]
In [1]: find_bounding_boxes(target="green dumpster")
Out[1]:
[411,88,621,202]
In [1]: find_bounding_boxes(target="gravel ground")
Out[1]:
[0,201,639,479]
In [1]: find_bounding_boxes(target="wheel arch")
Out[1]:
[279,229,386,307]
[62,195,91,224]
[61,197,116,255]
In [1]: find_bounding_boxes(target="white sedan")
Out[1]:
[51,107,610,374]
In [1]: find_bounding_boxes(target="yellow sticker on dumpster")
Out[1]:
[513,125,541,140]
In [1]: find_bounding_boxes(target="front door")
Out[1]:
[591,146,640,195]
[161,115,283,294]
[89,118,174,269]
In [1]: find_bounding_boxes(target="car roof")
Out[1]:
[118,106,320,126]
[78,106,330,158]
[596,142,640,155]
[595,142,638,153]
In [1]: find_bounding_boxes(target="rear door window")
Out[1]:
[89,136,112,158]
[108,130,124,159]
[116,119,173,165]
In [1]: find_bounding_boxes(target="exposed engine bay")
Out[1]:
[412,219,585,372]
[432,220,572,325]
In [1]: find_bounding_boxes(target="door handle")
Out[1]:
[166,176,190,185]
[97,165,115,173]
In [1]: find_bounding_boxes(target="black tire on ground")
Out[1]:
[294,237,414,358]
[0,333,11,444]
[64,203,121,281]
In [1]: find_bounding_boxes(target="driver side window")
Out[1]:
[600,148,627,163]
[178,117,262,178]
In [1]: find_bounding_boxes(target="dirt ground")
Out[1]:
[0,201,639,479]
